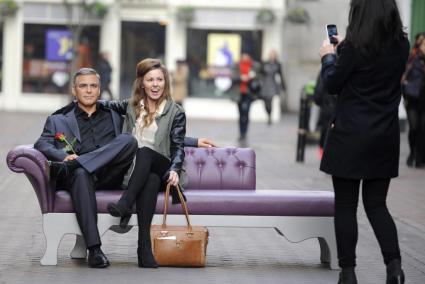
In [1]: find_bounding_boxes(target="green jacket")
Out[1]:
[105,99,188,189]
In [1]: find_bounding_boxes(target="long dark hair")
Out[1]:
[345,0,405,58]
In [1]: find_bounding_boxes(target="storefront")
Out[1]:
[120,21,166,99]
[186,28,263,99]
[22,24,100,94]
[0,0,285,117]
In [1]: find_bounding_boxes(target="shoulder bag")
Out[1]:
[150,183,209,267]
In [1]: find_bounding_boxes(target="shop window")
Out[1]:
[120,21,165,99]
[22,24,100,94]
[186,29,262,99]
[0,24,3,93]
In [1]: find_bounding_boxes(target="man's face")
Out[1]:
[73,74,100,109]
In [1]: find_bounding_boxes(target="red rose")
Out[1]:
[55,132,65,142]
[54,132,76,154]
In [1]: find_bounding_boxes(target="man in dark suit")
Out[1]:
[35,68,138,268]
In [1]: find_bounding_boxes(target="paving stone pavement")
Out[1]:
[0,110,424,284]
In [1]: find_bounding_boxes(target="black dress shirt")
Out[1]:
[75,103,116,155]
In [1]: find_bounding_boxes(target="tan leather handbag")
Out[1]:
[151,183,209,267]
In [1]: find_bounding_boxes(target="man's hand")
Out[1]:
[168,170,179,187]
[197,138,216,148]
[63,154,78,162]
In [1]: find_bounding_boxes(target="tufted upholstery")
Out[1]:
[184,147,255,190]
[7,145,334,217]
[7,145,338,269]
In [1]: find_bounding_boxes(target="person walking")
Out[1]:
[237,53,258,144]
[402,33,425,168]
[260,50,286,125]
[172,59,189,106]
[97,51,113,100]
[318,0,409,283]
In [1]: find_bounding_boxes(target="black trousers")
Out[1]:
[332,176,401,268]
[406,105,425,166]
[238,93,253,138]
[63,134,138,248]
[263,97,273,117]
[118,147,171,246]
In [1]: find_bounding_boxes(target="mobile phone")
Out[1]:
[326,24,338,45]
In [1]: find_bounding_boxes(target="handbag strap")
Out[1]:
[162,182,193,232]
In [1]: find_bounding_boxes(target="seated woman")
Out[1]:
[106,58,209,268]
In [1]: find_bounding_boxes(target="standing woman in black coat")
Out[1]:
[319,0,409,283]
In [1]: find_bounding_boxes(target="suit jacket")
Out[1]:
[320,38,410,179]
[34,102,122,162]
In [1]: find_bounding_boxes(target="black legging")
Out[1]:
[238,93,253,139]
[118,147,171,245]
[332,176,401,268]
[135,172,160,245]
[406,106,425,166]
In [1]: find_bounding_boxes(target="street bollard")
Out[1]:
[296,93,309,162]
[296,81,316,163]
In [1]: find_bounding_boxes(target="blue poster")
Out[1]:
[46,30,73,61]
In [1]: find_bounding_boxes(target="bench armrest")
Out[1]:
[6,145,54,213]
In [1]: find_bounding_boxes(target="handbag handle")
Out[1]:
[162,182,193,233]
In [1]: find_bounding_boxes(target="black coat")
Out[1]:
[320,39,410,179]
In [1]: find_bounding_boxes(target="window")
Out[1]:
[22,24,100,94]
[120,21,166,99]
[186,29,262,99]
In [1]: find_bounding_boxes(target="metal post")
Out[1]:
[296,89,309,162]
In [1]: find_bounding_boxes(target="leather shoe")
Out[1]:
[46,160,69,179]
[107,202,132,228]
[338,267,358,284]
[88,248,110,268]
[386,259,405,284]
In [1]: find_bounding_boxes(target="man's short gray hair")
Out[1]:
[73,68,101,86]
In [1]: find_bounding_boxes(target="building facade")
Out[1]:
[0,0,285,121]
[1,0,419,117]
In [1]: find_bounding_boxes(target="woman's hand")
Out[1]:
[197,138,216,148]
[319,36,344,58]
[319,39,336,58]
[168,170,179,187]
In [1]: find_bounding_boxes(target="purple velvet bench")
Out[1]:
[7,145,337,269]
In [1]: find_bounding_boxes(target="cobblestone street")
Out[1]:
[1,110,424,284]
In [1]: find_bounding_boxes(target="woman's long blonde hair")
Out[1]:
[131,58,171,127]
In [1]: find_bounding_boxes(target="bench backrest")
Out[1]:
[184,147,256,190]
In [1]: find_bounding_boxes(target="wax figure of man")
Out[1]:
[34,68,215,268]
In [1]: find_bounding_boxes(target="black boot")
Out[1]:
[386,259,405,284]
[135,173,160,268]
[137,242,158,268]
[107,202,132,228]
[406,153,415,167]
[337,267,358,284]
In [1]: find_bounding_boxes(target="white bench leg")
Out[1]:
[41,215,63,265]
[70,235,87,259]
[318,235,338,270]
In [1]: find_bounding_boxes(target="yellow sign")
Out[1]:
[207,33,241,67]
